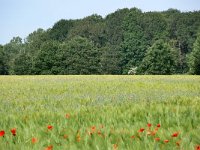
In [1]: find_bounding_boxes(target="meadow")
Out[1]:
[0,75,200,150]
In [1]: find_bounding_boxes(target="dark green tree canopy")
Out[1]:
[67,14,106,47]
[1,8,200,75]
[34,40,60,74]
[0,45,8,75]
[49,19,74,41]
[100,45,122,74]
[188,30,200,74]
[137,40,176,75]
[59,36,100,74]
[13,52,32,75]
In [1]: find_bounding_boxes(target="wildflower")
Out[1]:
[157,124,161,128]
[164,140,169,143]
[0,130,5,137]
[32,137,37,144]
[65,113,70,119]
[91,126,96,132]
[47,125,53,130]
[11,128,16,136]
[138,128,145,132]
[195,145,200,150]
[147,123,152,127]
[45,145,53,150]
[131,135,135,139]
[155,137,160,141]
[172,132,179,137]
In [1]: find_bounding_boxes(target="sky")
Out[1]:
[0,0,200,45]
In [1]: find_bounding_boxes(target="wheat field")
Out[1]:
[0,75,200,150]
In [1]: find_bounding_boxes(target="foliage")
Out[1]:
[13,52,33,75]
[59,36,100,74]
[100,45,122,74]
[49,19,74,42]
[188,30,200,74]
[34,40,60,74]
[137,40,176,74]
[3,37,24,74]
[67,15,106,47]
[1,8,200,75]
[0,45,8,74]
[105,8,129,45]
[25,28,49,54]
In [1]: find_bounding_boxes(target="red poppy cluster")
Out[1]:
[87,125,104,138]
[0,128,16,137]
[131,123,182,146]
[0,116,199,150]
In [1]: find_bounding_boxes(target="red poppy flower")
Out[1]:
[11,128,16,136]
[138,128,145,132]
[157,124,161,128]
[147,123,152,127]
[45,145,53,150]
[0,130,5,137]
[155,137,160,141]
[195,145,200,150]
[32,137,37,144]
[172,132,179,137]
[65,113,70,119]
[91,126,96,132]
[47,125,53,130]
[164,140,169,143]
[131,135,135,139]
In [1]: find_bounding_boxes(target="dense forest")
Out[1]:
[1,8,200,75]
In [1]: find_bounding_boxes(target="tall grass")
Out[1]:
[0,75,200,150]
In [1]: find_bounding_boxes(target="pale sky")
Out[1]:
[0,0,200,45]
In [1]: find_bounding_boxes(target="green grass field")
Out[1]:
[0,75,200,150]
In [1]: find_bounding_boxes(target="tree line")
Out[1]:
[1,8,200,75]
